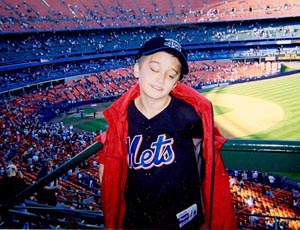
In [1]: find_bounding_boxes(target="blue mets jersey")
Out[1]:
[124,96,204,229]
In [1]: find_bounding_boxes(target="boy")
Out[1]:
[95,37,236,229]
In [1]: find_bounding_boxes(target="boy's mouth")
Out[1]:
[151,84,163,91]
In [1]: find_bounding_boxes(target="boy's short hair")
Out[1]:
[135,37,189,78]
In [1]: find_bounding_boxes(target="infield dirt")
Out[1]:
[206,93,285,138]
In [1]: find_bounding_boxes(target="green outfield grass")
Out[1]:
[213,105,233,116]
[62,107,98,124]
[202,74,300,140]
[75,118,107,132]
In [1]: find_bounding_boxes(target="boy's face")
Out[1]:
[134,51,181,100]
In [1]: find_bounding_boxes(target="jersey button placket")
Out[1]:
[145,124,151,141]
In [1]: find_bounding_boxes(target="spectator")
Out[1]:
[266,188,275,198]
[238,178,245,189]
[0,163,29,228]
[229,176,237,186]
[297,181,300,190]
[0,164,28,204]
[292,189,300,199]
[268,174,276,187]
[36,158,60,206]
[249,210,259,227]
[241,170,248,181]
[293,196,300,216]
[245,195,255,208]
[265,217,274,229]
[262,185,267,195]
[252,170,258,183]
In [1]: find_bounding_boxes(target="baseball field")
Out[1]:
[66,73,300,141]
[204,73,300,140]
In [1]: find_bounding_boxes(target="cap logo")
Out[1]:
[164,38,182,52]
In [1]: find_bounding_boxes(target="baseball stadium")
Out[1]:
[0,0,300,229]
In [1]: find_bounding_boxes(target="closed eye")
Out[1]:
[150,66,159,72]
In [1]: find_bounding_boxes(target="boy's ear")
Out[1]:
[133,63,140,79]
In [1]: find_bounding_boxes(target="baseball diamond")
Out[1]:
[208,93,285,138]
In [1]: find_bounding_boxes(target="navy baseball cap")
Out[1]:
[135,37,189,77]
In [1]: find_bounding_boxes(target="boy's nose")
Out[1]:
[156,74,166,83]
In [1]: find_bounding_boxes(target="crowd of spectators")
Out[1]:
[1,18,300,68]
[0,0,299,32]
[184,60,281,88]
[1,17,299,94]
[228,169,300,229]
[0,98,101,210]
[0,56,133,93]
[0,45,288,94]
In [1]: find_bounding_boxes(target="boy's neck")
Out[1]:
[134,95,171,119]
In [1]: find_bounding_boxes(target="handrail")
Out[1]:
[221,139,300,172]
[0,142,103,212]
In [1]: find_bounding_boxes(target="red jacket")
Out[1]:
[95,83,237,229]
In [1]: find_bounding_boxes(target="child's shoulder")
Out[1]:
[171,96,195,109]
[170,96,199,120]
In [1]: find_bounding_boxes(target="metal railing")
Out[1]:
[221,139,300,172]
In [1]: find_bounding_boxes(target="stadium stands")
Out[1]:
[1,17,299,95]
[0,0,300,32]
[229,172,300,229]
[2,18,300,67]
[1,0,300,229]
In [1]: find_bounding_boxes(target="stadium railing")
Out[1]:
[221,139,300,173]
